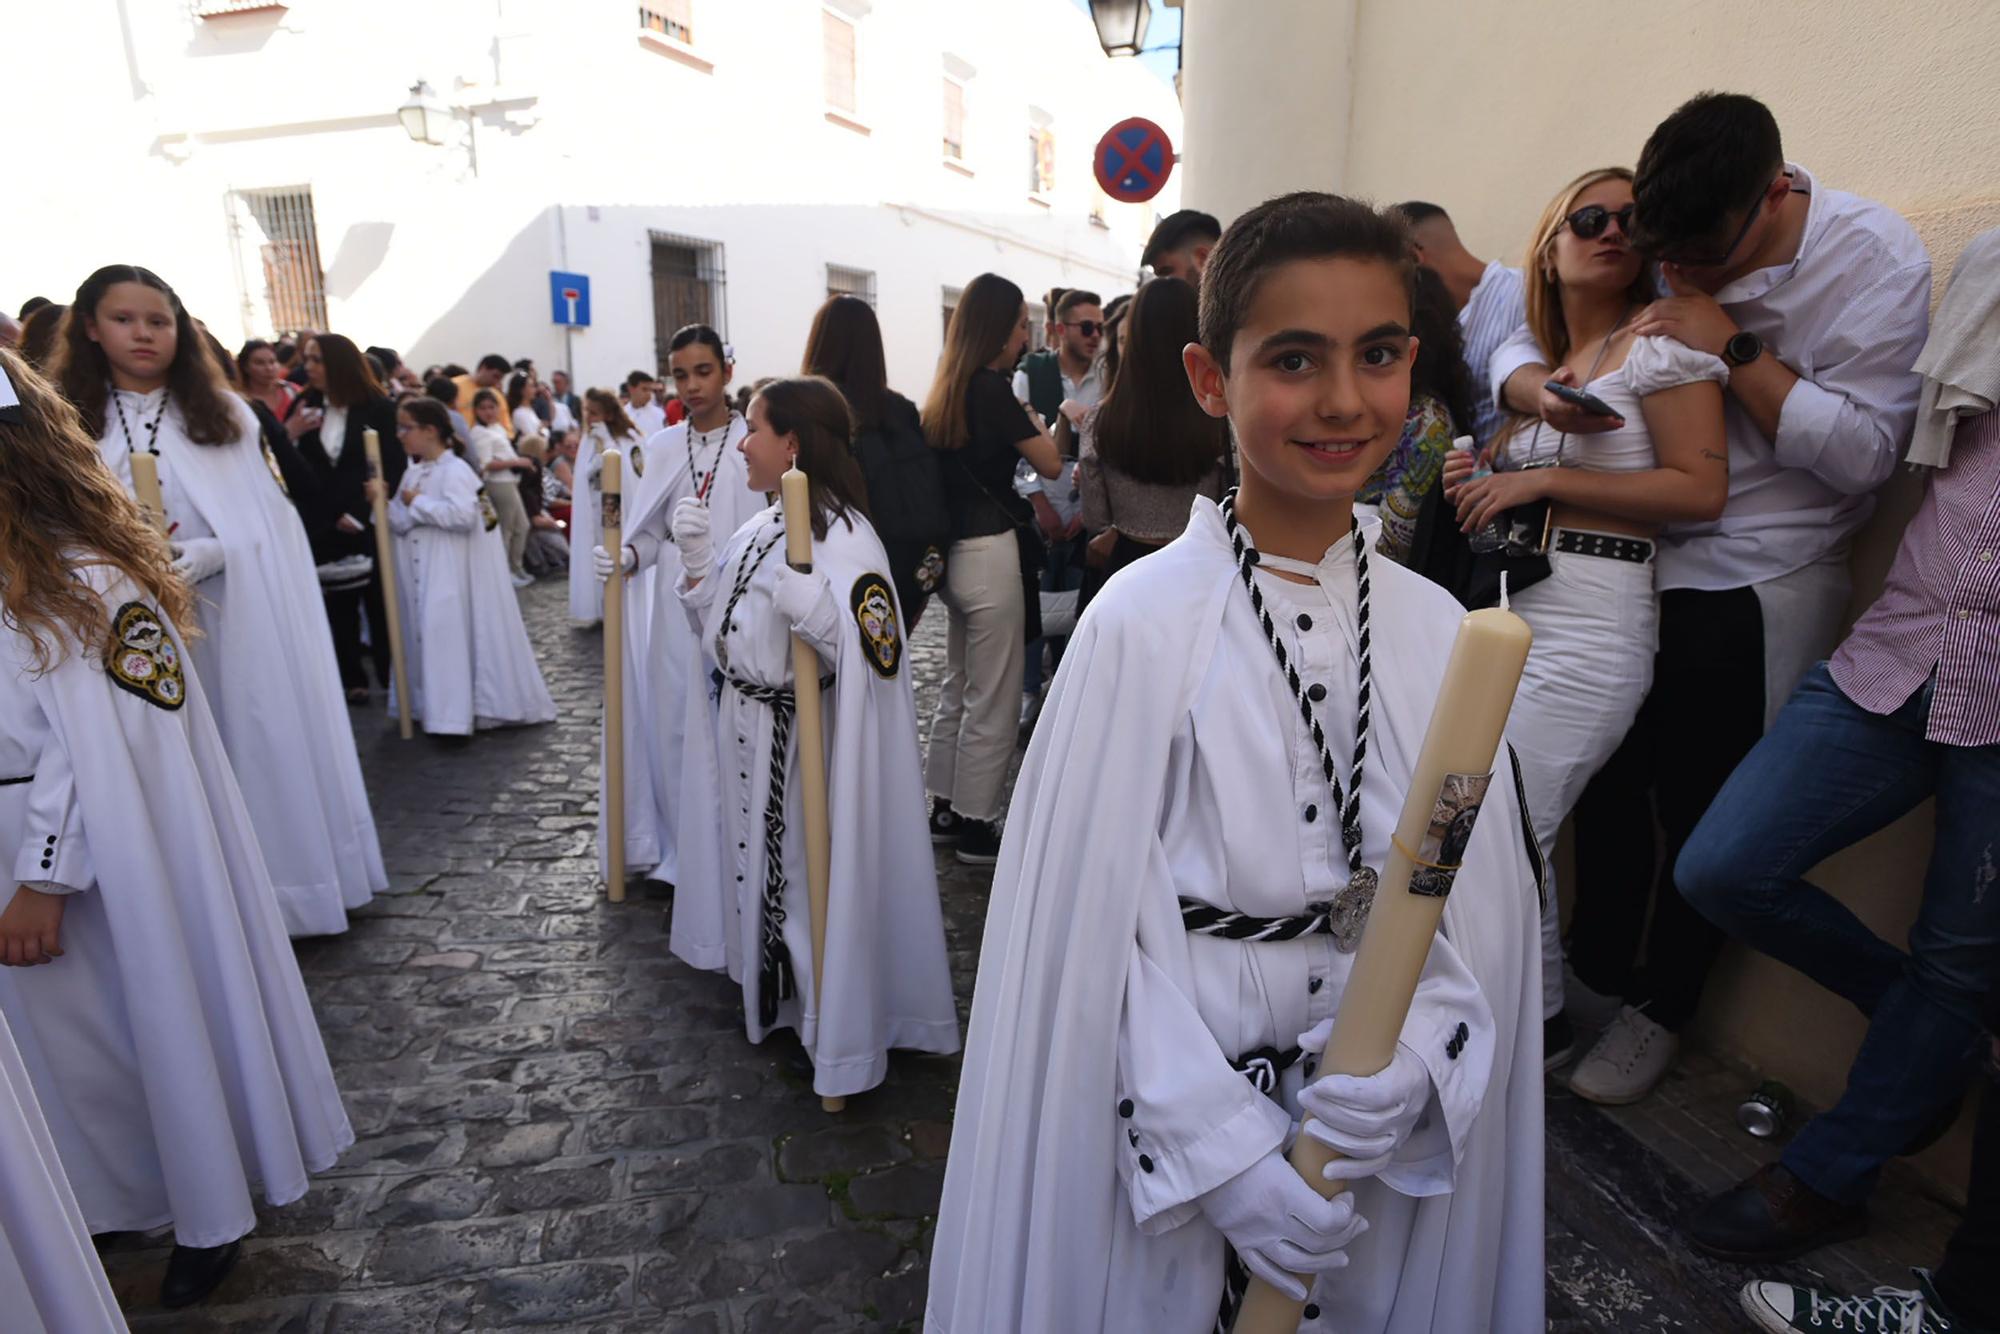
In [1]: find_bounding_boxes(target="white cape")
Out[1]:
[98,393,384,936]
[611,417,758,887]
[386,452,557,734]
[0,1010,126,1333]
[676,505,960,1096]
[0,565,353,1247]
[927,501,1544,1333]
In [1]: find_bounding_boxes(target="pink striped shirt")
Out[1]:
[1831,409,2000,746]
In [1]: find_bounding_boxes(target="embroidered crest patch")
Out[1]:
[915,544,945,593]
[477,485,500,531]
[849,574,902,680]
[106,601,185,711]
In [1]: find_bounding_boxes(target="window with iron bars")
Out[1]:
[639,0,692,44]
[649,231,727,374]
[230,185,328,334]
[826,265,876,308]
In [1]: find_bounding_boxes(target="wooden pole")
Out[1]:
[601,449,627,903]
[1230,606,1533,1333]
[362,428,414,741]
[128,451,168,536]
[779,467,843,1114]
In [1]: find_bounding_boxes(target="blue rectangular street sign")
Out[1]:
[550,271,591,327]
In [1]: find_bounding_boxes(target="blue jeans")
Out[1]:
[1677,662,2000,1204]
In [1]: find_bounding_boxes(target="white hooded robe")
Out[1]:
[927,500,1544,1334]
[676,504,960,1097]
[0,565,353,1248]
[97,388,385,937]
[386,451,556,734]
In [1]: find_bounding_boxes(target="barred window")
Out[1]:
[639,0,693,44]
[649,232,727,374]
[827,265,877,307]
[229,186,327,333]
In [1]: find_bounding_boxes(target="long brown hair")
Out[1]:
[921,273,1023,450]
[310,332,383,408]
[1520,167,1654,366]
[0,349,193,671]
[53,265,241,445]
[755,376,871,541]
[802,294,888,430]
[1091,277,1227,487]
[583,387,637,440]
[18,303,65,371]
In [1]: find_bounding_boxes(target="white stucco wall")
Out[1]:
[1,0,1182,401]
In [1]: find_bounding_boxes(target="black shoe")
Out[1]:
[162,1239,242,1309]
[1544,1012,1576,1073]
[1685,1163,1867,1263]
[954,819,1001,866]
[929,798,960,845]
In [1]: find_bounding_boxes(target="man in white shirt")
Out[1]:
[1013,289,1107,724]
[1397,201,1525,451]
[1490,93,1931,1109]
[625,369,667,438]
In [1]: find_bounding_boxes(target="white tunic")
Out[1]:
[565,422,628,626]
[616,414,758,889]
[0,1010,126,1333]
[386,452,557,735]
[676,506,960,1096]
[97,388,385,937]
[928,500,1545,1334]
[595,428,669,877]
[0,566,353,1248]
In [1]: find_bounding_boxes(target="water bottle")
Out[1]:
[1456,435,1508,553]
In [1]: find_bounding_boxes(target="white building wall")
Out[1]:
[1,0,1182,401]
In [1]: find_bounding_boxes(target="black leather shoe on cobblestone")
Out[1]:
[1686,1163,1866,1263]
[954,818,1001,866]
[162,1239,241,1309]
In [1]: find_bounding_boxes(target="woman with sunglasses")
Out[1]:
[1443,166,1730,1088]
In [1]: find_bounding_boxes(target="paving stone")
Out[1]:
[843,1161,946,1220]
[360,1215,543,1286]
[323,1283,479,1333]
[492,1159,618,1214]
[473,1261,632,1324]
[366,1170,497,1225]
[777,1227,903,1286]
[777,1123,912,1181]
[689,1183,830,1240]
[542,1196,704,1260]
[582,1107,712,1153]
[629,1142,767,1195]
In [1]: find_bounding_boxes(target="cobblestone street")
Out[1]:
[94,577,1954,1333]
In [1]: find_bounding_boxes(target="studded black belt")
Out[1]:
[1552,528,1654,563]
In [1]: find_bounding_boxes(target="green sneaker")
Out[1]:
[1739,1269,1965,1334]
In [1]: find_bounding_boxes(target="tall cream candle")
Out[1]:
[1231,604,1533,1333]
[362,428,415,741]
[128,451,168,536]
[601,449,627,902]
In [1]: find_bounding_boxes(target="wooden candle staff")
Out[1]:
[129,451,168,536]
[362,428,414,741]
[779,466,843,1115]
[1230,604,1533,1334]
[600,449,627,903]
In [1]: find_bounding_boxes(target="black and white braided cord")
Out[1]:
[712,528,783,679]
[1179,899,1337,942]
[1217,490,1373,879]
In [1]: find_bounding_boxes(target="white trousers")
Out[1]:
[924,533,1025,823]
[1506,543,1659,1019]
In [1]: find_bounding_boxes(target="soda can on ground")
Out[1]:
[1738,1079,1795,1139]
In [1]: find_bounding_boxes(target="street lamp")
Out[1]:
[1088,0,1150,58]
[397,79,450,147]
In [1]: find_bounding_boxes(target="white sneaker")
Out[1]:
[1568,1005,1678,1105]
[511,571,534,588]
[1564,963,1625,1031]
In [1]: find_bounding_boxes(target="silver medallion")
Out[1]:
[1328,866,1380,953]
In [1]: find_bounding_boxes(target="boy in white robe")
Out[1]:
[372,398,557,734]
[670,376,959,1097]
[928,194,1545,1333]
[0,348,351,1310]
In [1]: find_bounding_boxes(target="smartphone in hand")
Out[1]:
[1544,380,1621,418]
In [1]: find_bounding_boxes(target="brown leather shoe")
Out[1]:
[1685,1163,1867,1263]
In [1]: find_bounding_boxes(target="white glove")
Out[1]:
[169,536,225,584]
[1196,1149,1368,1301]
[670,496,714,580]
[771,564,821,627]
[591,543,634,581]
[1296,1024,1433,1182]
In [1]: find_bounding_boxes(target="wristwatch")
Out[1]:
[1723,329,1764,368]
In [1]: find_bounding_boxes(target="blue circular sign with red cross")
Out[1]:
[1094,116,1174,204]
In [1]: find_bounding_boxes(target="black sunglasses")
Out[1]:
[1564,204,1634,241]
[1062,320,1104,337]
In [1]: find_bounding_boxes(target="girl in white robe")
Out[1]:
[55,263,385,937]
[565,390,643,627]
[0,347,351,1310]
[596,326,759,893]
[927,195,1544,1333]
[0,1009,127,1333]
[371,397,556,735]
[672,376,958,1098]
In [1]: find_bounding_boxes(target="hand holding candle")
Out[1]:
[600,449,627,903]
[1229,604,1533,1334]
[129,451,168,536]
[362,427,414,741]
